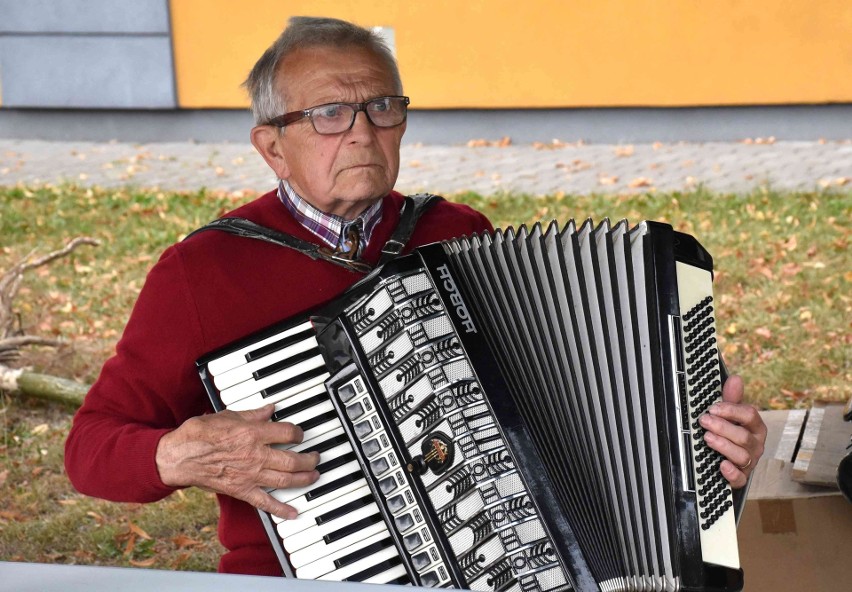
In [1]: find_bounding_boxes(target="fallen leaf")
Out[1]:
[31,424,49,436]
[129,558,157,567]
[783,235,798,251]
[172,534,202,548]
[755,327,772,339]
[629,177,653,188]
[128,522,152,540]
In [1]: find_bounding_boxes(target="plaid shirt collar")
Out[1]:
[277,180,384,251]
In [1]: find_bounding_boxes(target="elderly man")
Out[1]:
[65,16,766,577]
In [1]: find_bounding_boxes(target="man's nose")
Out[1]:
[347,110,376,140]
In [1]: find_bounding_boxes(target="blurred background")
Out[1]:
[1,0,852,143]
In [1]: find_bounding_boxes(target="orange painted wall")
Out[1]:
[169,0,852,109]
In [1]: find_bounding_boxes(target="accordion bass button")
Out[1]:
[354,419,374,438]
[370,456,391,476]
[394,512,415,532]
[411,550,432,571]
[337,382,357,403]
[378,475,399,495]
[419,569,441,588]
[362,437,382,458]
[403,531,423,552]
[346,402,366,421]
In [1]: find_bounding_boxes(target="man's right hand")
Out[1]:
[155,404,320,519]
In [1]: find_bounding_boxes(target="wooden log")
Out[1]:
[0,365,88,408]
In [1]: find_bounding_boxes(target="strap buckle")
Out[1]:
[381,239,406,256]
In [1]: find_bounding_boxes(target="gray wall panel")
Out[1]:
[0,36,176,108]
[0,0,170,33]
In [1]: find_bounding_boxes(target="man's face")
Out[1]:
[267,46,405,218]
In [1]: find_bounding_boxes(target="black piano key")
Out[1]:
[317,451,357,474]
[270,392,329,422]
[262,365,328,398]
[302,432,350,456]
[305,470,362,501]
[333,537,394,569]
[387,575,411,585]
[344,557,402,582]
[253,347,321,380]
[315,493,375,526]
[245,327,316,362]
[299,409,339,432]
[323,512,384,544]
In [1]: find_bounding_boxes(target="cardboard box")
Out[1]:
[737,409,852,591]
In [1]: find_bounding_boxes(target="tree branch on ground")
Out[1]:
[0,237,99,404]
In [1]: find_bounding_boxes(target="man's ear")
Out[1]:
[251,126,290,180]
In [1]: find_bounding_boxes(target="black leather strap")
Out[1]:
[378,193,443,266]
[184,193,443,274]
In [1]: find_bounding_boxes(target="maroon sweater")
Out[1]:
[65,189,493,575]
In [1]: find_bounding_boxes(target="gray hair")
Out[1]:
[243,16,403,125]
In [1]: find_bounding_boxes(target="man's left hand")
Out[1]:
[698,375,767,489]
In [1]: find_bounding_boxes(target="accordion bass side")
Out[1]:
[197,219,745,592]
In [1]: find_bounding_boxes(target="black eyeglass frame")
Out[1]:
[264,96,410,134]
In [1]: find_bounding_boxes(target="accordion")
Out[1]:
[197,219,744,592]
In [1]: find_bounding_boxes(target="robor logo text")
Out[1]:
[436,264,477,334]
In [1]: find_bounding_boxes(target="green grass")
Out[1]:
[0,183,850,570]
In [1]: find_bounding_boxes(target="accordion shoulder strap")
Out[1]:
[378,192,443,265]
[183,192,443,273]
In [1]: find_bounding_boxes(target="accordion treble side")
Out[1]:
[197,218,744,592]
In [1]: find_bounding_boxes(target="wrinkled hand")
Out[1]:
[699,375,767,489]
[156,404,320,518]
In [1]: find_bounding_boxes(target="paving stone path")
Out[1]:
[1,138,850,196]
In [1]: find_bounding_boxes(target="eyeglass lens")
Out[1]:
[312,97,407,134]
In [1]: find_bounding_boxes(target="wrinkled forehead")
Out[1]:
[276,45,398,110]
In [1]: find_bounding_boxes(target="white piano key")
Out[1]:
[281,425,346,454]
[219,354,327,406]
[273,472,366,515]
[296,417,345,446]
[310,441,355,468]
[291,520,390,570]
[295,531,393,579]
[274,483,372,532]
[207,321,314,376]
[283,501,382,553]
[213,336,321,390]
[225,374,328,412]
[279,399,336,428]
[272,460,361,505]
[312,539,399,580]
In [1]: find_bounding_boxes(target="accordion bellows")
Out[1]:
[197,218,744,592]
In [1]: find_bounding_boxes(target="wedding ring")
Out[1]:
[737,457,752,471]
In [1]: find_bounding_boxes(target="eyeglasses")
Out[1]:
[265,96,410,135]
